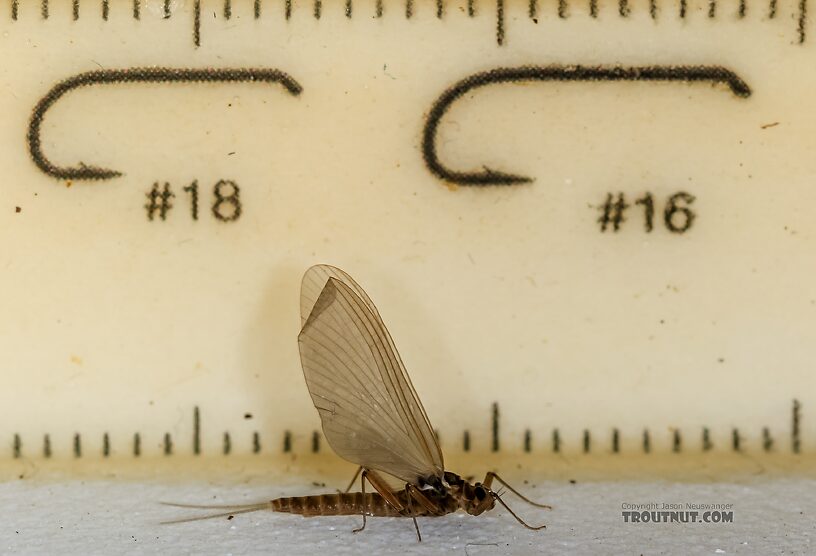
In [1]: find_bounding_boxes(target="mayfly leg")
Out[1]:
[352,470,369,533]
[403,484,422,542]
[482,472,549,531]
[351,468,406,535]
[342,466,363,493]
[483,472,552,509]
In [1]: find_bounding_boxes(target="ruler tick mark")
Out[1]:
[102,0,109,20]
[619,0,630,17]
[13,434,21,458]
[672,430,681,452]
[768,0,777,17]
[253,431,261,453]
[163,433,173,455]
[314,0,321,19]
[612,428,620,453]
[738,0,745,17]
[376,0,383,17]
[496,0,504,45]
[285,0,291,19]
[194,0,201,47]
[193,406,201,455]
[732,428,741,451]
[642,429,651,453]
[345,0,352,17]
[762,427,773,451]
[582,430,590,453]
[254,0,261,18]
[792,399,801,453]
[283,431,292,452]
[73,0,79,20]
[223,432,231,455]
[649,0,656,18]
[41,0,48,19]
[405,0,413,18]
[463,430,471,452]
[133,0,140,19]
[559,0,568,18]
[312,431,320,453]
[163,0,171,19]
[102,433,110,457]
[708,0,716,18]
[523,429,531,452]
[11,0,17,20]
[679,0,686,18]
[589,0,598,17]
[224,0,232,20]
[703,427,712,451]
[552,429,560,453]
[133,433,141,456]
[799,0,809,43]
[491,402,499,452]
[468,0,475,16]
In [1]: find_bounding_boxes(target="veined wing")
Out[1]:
[297,264,444,484]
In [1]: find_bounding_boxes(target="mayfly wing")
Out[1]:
[298,264,444,485]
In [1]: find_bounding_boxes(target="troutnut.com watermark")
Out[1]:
[621,503,734,524]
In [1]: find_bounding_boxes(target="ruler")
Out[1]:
[1,0,814,466]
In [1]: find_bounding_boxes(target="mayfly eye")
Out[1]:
[474,486,486,501]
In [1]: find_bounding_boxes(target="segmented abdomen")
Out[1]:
[271,493,409,517]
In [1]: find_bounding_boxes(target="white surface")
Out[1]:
[1,477,813,555]
[2,1,816,452]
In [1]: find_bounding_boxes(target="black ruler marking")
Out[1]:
[4,399,807,458]
[0,0,808,48]
[194,0,201,47]
[799,0,809,43]
[496,0,504,45]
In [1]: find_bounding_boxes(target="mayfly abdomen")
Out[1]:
[271,493,406,517]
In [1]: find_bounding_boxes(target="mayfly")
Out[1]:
[166,264,551,540]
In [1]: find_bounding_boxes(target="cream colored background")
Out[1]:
[0,0,813,459]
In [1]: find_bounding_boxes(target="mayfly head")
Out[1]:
[463,482,497,516]
[443,472,497,516]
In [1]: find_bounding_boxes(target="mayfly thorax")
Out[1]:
[166,264,551,540]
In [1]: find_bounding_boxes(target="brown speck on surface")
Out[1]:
[15,206,21,213]
[311,481,326,487]
[70,355,82,365]
[718,358,725,363]
[227,515,234,520]
[244,413,253,419]
[761,122,779,129]
[444,182,459,192]
[65,180,72,188]
[569,479,577,484]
